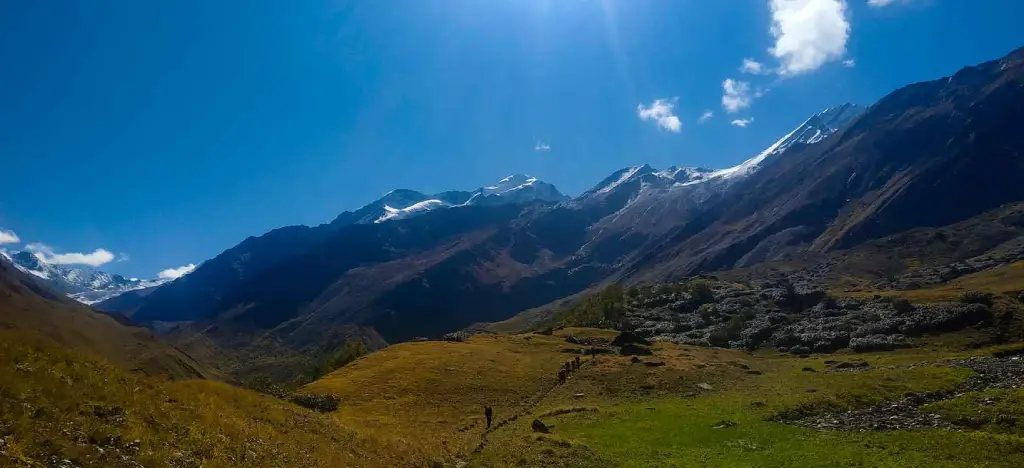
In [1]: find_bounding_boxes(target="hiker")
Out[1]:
[484,406,493,429]
[575,356,581,368]
[558,369,566,384]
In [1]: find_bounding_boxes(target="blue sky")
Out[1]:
[1,0,1022,279]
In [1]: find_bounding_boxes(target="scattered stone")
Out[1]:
[532,419,550,434]
[630,356,642,364]
[789,346,812,356]
[780,356,1024,432]
[712,420,737,429]
[801,367,818,373]
[573,393,585,398]
[746,370,763,375]
[850,334,913,352]
[831,361,870,370]
[639,384,656,390]
[750,401,766,408]
[442,331,470,342]
[643,361,666,367]
[697,383,714,391]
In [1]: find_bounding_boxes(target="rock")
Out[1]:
[643,361,666,367]
[442,331,470,342]
[630,356,642,364]
[697,383,714,391]
[746,370,763,375]
[850,334,913,352]
[611,331,653,347]
[573,393,585,398]
[831,361,869,370]
[619,344,654,356]
[789,345,812,356]
[801,367,817,373]
[712,420,737,429]
[532,419,550,433]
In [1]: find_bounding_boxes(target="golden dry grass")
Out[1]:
[306,329,750,464]
[0,332,422,467]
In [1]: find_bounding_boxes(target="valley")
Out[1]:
[2,35,1024,468]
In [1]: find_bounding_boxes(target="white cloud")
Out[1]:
[843,58,856,67]
[769,0,850,76]
[740,58,769,75]
[698,110,714,123]
[25,243,115,267]
[722,79,755,113]
[637,97,682,132]
[158,263,196,280]
[867,0,905,6]
[0,229,19,245]
[534,141,551,151]
[731,118,755,128]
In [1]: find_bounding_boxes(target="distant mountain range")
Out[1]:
[0,250,165,305]
[93,47,1024,379]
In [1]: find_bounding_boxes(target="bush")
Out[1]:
[959,291,995,306]
[289,393,340,413]
[819,295,839,310]
[557,284,626,328]
[893,298,915,314]
[687,280,716,306]
[309,340,368,381]
[708,315,747,347]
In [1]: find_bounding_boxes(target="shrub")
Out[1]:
[308,340,368,381]
[557,284,626,328]
[959,291,995,306]
[289,393,340,413]
[893,298,915,314]
[687,280,716,306]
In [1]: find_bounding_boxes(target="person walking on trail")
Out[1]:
[485,406,493,429]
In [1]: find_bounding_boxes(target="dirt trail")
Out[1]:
[471,358,589,453]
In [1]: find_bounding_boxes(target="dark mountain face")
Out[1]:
[129,225,333,322]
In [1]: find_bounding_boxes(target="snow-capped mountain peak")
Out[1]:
[686,102,864,184]
[1,250,166,304]
[352,174,567,224]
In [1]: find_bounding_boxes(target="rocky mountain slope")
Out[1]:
[626,47,1024,280]
[110,47,1024,379]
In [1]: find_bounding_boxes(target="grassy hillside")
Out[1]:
[0,332,425,467]
[304,329,1024,467]
[0,261,222,380]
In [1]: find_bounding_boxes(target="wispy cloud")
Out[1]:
[25,243,115,267]
[731,118,755,128]
[698,110,714,124]
[0,229,19,245]
[867,0,910,6]
[158,263,196,280]
[843,58,856,67]
[637,97,682,132]
[722,79,755,113]
[769,0,850,76]
[534,141,551,151]
[740,58,769,75]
